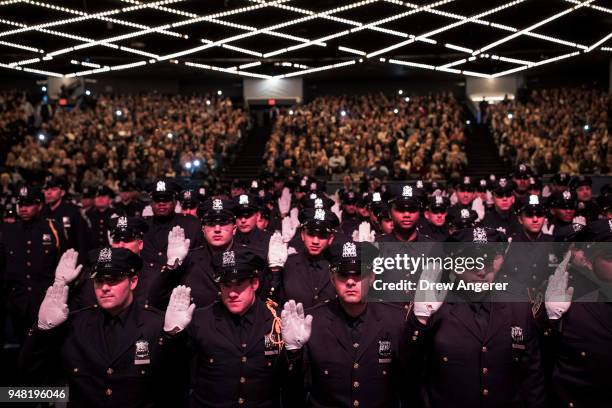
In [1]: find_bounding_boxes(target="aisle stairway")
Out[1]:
[465,123,508,178]
[222,124,270,183]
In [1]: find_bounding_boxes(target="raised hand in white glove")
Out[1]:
[54,249,83,285]
[351,229,359,242]
[281,216,297,243]
[167,226,190,267]
[545,251,574,320]
[357,221,375,242]
[281,300,313,350]
[572,216,587,226]
[164,285,196,333]
[268,232,288,268]
[414,263,447,322]
[542,219,555,236]
[38,283,69,330]
[142,205,154,217]
[278,187,291,216]
[471,197,485,222]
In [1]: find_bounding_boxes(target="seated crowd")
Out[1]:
[488,87,611,175]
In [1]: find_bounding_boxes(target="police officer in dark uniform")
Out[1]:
[377,184,431,243]
[510,195,552,243]
[570,175,601,222]
[284,241,409,408]
[86,185,123,249]
[141,178,203,299]
[449,176,476,212]
[233,193,272,261]
[162,249,295,408]
[540,220,612,407]
[482,178,522,236]
[548,190,578,239]
[405,227,546,408]
[178,186,205,218]
[1,185,66,340]
[20,247,174,408]
[41,175,90,261]
[511,163,534,212]
[115,180,145,217]
[421,195,450,241]
[280,208,339,308]
[338,190,361,235]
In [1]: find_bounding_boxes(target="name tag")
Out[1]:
[264,335,280,356]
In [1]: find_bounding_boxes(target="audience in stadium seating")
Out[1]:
[263,92,467,181]
[1,92,249,190]
[489,87,611,175]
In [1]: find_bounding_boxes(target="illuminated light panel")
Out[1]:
[185,61,272,79]
[276,60,356,78]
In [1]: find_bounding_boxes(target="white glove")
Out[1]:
[281,216,297,243]
[38,283,69,330]
[357,221,375,242]
[351,229,359,242]
[471,197,485,221]
[289,207,300,228]
[545,251,574,320]
[174,201,182,214]
[331,202,342,222]
[268,232,288,268]
[164,285,196,332]
[278,187,291,215]
[142,205,154,217]
[572,216,586,226]
[542,185,552,198]
[281,300,313,350]
[542,220,554,236]
[54,249,83,285]
[414,263,447,320]
[167,226,190,267]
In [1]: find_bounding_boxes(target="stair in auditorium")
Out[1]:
[465,123,508,178]
[221,125,270,183]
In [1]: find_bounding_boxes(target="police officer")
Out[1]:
[149,198,288,309]
[178,187,205,218]
[87,185,123,249]
[162,249,296,407]
[510,195,552,243]
[450,176,476,211]
[20,247,173,408]
[570,175,601,222]
[482,178,521,236]
[141,178,203,298]
[421,195,450,241]
[405,227,546,408]
[1,185,66,340]
[511,163,534,211]
[41,175,90,261]
[280,208,339,308]
[233,193,273,260]
[541,220,612,407]
[338,190,361,235]
[115,180,145,217]
[377,184,430,243]
[547,190,578,239]
[283,241,408,407]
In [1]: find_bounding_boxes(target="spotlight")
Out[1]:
[38,133,46,141]
[206,100,211,106]
[116,110,123,116]
[466,120,471,125]
[41,86,47,92]
[217,90,222,96]
[404,97,410,102]
[340,110,347,117]
[193,160,201,167]
[85,90,91,96]
[398,90,403,95]
[289,110,294,115]
[185,162,192,170]
[507,113,513,119]
[584,124,590,131]
[167,133,173,139]
[393,108,399,114]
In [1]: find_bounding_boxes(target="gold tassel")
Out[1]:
[265,298,284,351]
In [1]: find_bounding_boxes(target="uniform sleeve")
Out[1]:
[147,264,188,310]
[19,324,67,385]
[398,307,429,408]
[280,348,308,407]
[518,310,547,408]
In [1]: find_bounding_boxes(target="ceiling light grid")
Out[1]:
[0,0,609,80]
